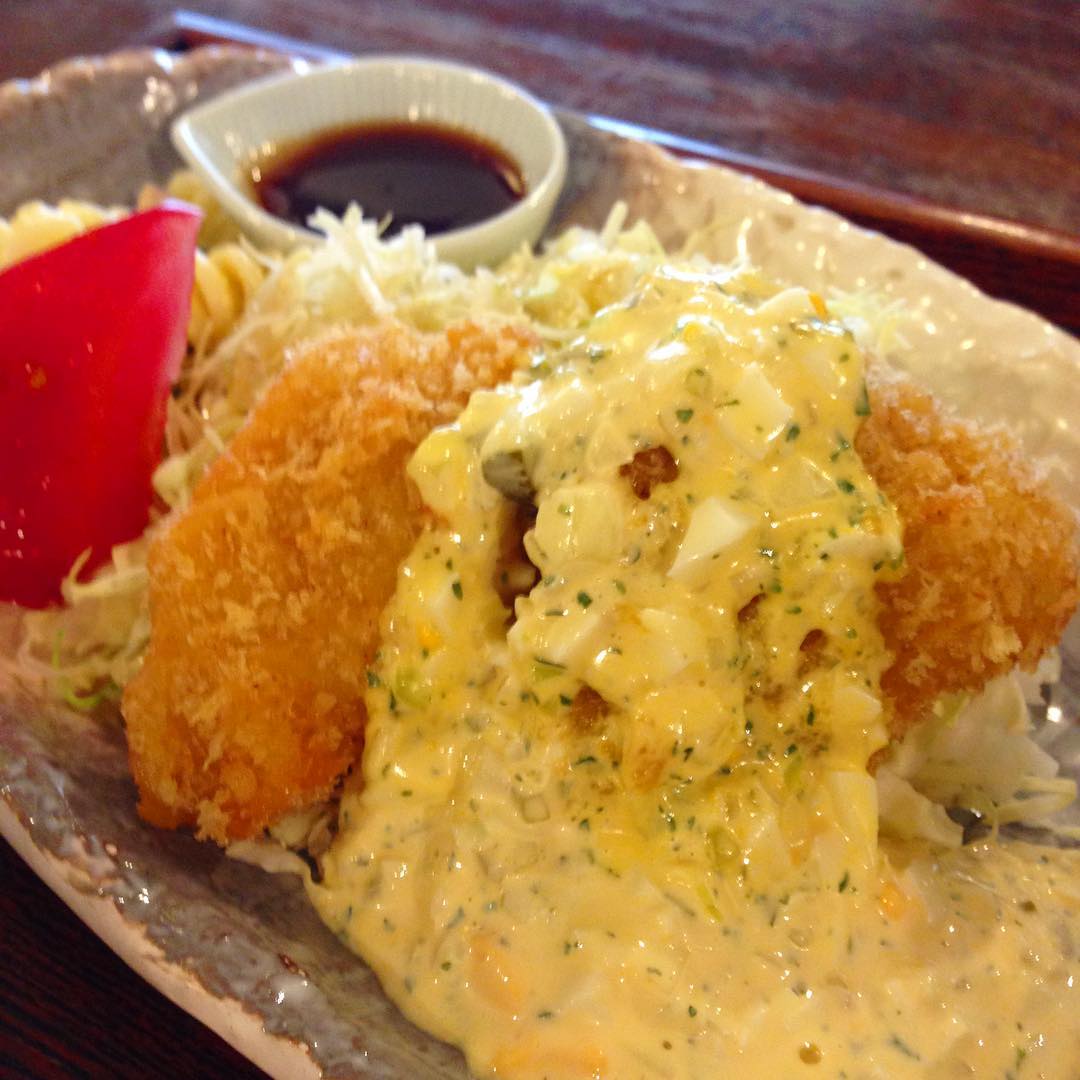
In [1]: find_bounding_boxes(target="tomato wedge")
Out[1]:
[0,202,202,608]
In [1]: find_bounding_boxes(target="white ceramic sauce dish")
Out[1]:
[171,56,568,269]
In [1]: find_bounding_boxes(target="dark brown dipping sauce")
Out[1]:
[253,121,526,237]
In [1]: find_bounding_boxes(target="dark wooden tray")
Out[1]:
[142,10,1080,337]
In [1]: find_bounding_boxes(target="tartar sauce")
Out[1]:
[310,266,1080,1078]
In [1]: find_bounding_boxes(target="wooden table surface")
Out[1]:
[2,2,1077,1077]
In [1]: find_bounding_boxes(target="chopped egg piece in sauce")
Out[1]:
[309,266,1080,1078]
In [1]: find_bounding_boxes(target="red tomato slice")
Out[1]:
[0,201,202,608]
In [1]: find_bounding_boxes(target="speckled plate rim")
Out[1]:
[0,798,319,1079]
[1,45,1078,1080]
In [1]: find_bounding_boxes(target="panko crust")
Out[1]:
[857,367,1080,738]
[124,328,1080,840]
[122,319,534,842]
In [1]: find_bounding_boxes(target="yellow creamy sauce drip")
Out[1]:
[309,268,1080,1077]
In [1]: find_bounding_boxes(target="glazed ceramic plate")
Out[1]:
[1,47,1078,1080]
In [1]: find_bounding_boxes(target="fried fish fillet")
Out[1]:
[122,319,534,843]
[124,326,1078,844]
[857,367,1080,739]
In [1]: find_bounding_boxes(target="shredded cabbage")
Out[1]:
[877,668,1078,843]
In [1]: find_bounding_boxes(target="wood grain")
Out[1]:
[5,1,1078,235]
[2,4,1078,1078]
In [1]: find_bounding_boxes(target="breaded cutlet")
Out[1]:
[857,366,1080,739]
[123,328,1079,844]
[122,319,535,843]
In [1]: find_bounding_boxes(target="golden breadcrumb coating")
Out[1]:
[857,367,1080,739]
[124,324,1078,843]
[122,319,534,842]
